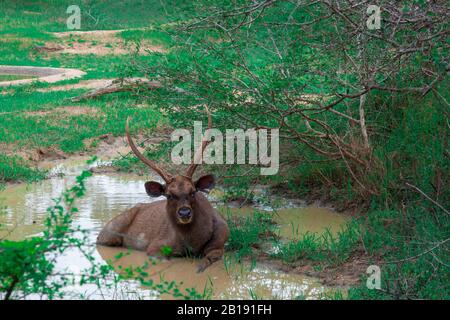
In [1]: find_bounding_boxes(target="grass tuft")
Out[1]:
[0,153,46,184]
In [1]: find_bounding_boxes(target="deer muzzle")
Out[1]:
[177,206,193,224]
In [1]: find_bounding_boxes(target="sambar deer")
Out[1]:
[97,109,229,272]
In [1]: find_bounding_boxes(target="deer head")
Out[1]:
[125,107,214,226]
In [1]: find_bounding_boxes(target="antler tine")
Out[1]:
[126,117,173,183]
[185,105,213,178]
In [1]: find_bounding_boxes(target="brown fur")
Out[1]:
[97,175,229,272]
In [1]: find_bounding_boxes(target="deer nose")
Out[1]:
[178,207,192,218]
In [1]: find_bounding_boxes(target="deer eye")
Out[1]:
[166,194,174,200]
[190,192,196,198]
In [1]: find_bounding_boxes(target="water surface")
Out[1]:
[0,159,349,299]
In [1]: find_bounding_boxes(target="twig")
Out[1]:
[405,182,449,216]
[386,238,449,264]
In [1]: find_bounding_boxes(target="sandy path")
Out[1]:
[46,29,165,55]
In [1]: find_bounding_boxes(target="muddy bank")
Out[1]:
[0,133,135,169]
[256,250,376,287]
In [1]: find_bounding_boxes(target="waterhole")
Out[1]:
[0,65,85,87]
[0,158,350,299]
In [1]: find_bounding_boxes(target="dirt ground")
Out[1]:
[44,30,166,56]
[260,249,381,287]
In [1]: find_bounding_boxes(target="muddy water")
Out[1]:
[0,158,150,240]
[0,159,349,299]
[218,206,350,240]
[97,246,325,299]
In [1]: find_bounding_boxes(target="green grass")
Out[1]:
[0,1,189,34]
[224,209,362,271]
[348,206,450,300]
[0,74,36,82]
[0,0,184,187]
[274,220,361,266]
[0,0,195,164]
[0,153,46,183]
[225,209,275,260]
[0,1,183,162]
[0,1,190,76]
[0,90,166,153]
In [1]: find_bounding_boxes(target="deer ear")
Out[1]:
[195,174,215,193]
[144,181,165,197]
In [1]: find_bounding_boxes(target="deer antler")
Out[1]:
[126,118,173,183]
[185,105,213,178]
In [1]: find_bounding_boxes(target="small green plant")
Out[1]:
[274,220,360,266]
[225,209,275,260]
[160,245,173,257]
[249,288,262,300]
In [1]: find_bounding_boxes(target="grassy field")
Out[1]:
[0,1,185,183]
